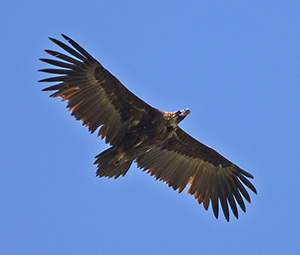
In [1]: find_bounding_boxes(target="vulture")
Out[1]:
[39,34,256,221]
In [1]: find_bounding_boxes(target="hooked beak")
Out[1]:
[183,108,191,115]
[177,108,190,122]
[179,108,190,117]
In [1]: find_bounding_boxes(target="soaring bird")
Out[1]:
[39,34,256,221]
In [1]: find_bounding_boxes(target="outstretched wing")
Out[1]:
[136,127,257,221]
[39,34,159,145]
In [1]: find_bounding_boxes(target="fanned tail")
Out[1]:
[94,147,133,178]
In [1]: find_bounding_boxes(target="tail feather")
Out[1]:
[94,147,133,179]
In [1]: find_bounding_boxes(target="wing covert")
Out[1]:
[136,127,257,221]
[39,34,156,145]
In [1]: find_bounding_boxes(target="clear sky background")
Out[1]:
[1,1,300,254]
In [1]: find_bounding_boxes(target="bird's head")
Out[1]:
[168,108,191,127]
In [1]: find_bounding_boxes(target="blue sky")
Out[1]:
[1,1,300,254]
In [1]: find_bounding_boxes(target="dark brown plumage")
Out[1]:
[39,34,256,221]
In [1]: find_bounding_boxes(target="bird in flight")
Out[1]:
[39,34,256,221]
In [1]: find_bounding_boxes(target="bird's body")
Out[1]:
[95,108,190,178]
[39,34,256,221]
